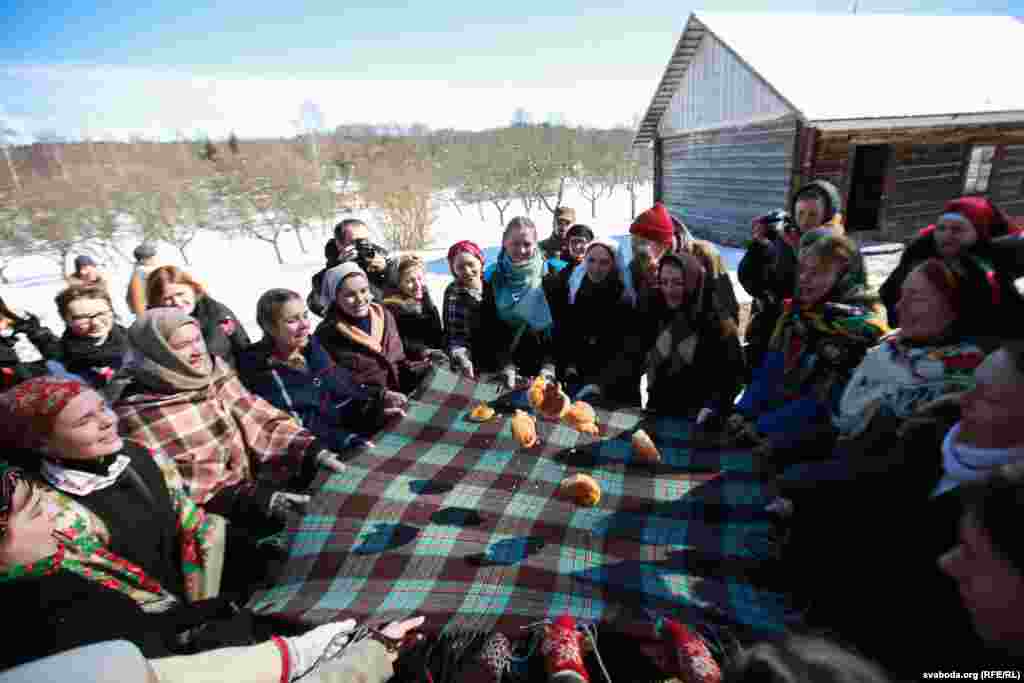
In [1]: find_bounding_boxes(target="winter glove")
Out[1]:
[316,449,348,473]
[539,364,557,382]
[451,347,475,378]
[576,384,602,400]
[267,491,311,522]
[281,618,358,681]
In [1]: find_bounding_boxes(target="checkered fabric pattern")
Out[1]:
[248,367,789,639]
[115,373,317,505]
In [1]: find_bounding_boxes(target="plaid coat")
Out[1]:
[114,372,321,521]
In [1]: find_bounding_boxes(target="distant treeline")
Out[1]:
[0,123,651,279]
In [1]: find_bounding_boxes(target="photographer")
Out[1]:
[738,179,845,371]
[308,219,392,317]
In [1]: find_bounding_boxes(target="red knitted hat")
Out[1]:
[943,197,1003,241]
[630,203,675,247]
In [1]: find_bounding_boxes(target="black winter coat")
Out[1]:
[59,324,131,389]
[0,313,62,390]
[382,295,444,360]
[738,237,798,366]
[192,296,250,368]
[550,269,632,385]
[237,335,386,449]
[0,570,175,669]
[630,288,745,417]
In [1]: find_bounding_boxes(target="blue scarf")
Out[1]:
[493,249,553,335]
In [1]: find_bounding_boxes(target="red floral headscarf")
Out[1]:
[0,377,87,449]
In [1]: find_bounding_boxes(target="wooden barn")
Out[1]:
[634,13,1024,244]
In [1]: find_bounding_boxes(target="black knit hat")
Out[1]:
[566,224,595,242]
[133,243,157,261]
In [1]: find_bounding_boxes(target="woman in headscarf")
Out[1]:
[0,462,423,680]
[238,288,408,453]
[582,252,745,417]
[717,233,889,459]
[55,284,131,396]
[0,294,63,390]
[114,308,345,527]
[553,239,630,395]
[738,180,845,372]
[0,376,221,608]
[381,255,445,364]
[314,262,425,395]
[146,265,250,368]
[442,240,485,378]
[879,196,1023,345]
[476,216,561,389]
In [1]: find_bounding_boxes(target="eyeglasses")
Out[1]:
[70,309,113,326]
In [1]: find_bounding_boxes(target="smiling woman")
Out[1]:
[55,285,131,392]
[236,288,407,453]
[146,266,250,368]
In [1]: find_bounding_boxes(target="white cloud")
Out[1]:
[1,64,657,141]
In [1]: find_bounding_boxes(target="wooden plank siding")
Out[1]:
[879,143,967,239]
[658,33,793,137]
[660,118,799,245]
[989,144,1024,218]
[811,126,1024,240]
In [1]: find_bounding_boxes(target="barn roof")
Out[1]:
[634,13,1024,146]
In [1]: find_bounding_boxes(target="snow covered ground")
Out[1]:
[1,184,900,342]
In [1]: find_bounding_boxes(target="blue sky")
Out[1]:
[2,0,1021,141]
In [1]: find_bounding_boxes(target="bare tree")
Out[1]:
[620,146,653,220]
[357,140,437,250]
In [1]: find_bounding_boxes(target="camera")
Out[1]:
[757,210,794,238]
[352,238,388,268]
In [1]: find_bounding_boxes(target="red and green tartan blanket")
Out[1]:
[248,367,790,639]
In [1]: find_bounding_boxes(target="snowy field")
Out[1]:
[1,184,902,341]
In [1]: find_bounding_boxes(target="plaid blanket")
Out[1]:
[248,367,790,639]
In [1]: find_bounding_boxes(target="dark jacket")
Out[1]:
[192,296,249,368]
[880,231,1024,344]
[0,313,62,389]
[68,443,189,599]
[539,231,564,262]
[550,268,632,384]
[0,570,176,669]
[315,305,426,394]
[59,324,131,389]
[237,336,387,448]
[382,294,444,360]
[474,263,560,377]
[307,239,392,318]
[738,236,798,366]
[600,286,744,416]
